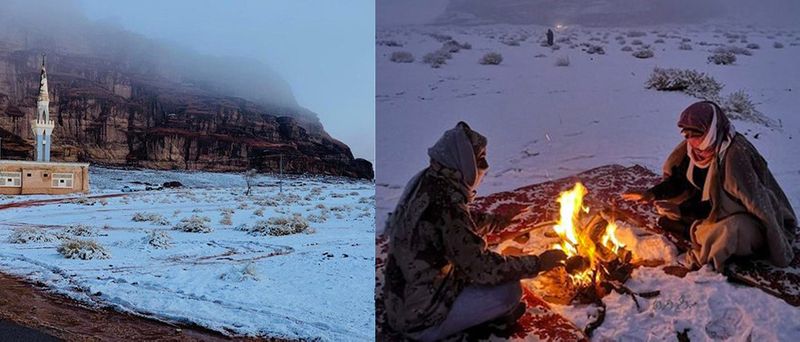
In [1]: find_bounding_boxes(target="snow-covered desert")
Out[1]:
[0,168,375,341]
[377,18,800,341]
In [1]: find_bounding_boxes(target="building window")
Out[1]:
[52,173,74,188]
[43,173,48,177]
[27,173,32,177]
[0,172,22,187]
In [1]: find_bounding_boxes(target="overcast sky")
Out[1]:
[78,0,375,162]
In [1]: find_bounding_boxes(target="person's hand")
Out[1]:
[654,200,681,221]
[565,256,590,274]
[538,249,568,272]
[621,191,652,202]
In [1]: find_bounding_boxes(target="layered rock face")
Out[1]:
[0,50,373,179]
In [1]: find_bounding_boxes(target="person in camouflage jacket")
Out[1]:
[383,122,568,341]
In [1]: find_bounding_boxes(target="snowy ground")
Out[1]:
[0,168,375,341]
[377,22,800,340]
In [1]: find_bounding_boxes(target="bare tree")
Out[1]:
[244,169,257,196]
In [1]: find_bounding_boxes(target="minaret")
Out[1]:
[31,54,55,162]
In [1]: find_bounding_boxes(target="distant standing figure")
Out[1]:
[546,29,554,46]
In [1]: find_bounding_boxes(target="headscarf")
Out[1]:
[677,101,736,199]
[386,122,488,234]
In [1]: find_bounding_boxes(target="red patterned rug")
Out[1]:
[376,164,800,341]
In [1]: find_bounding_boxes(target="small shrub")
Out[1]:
[174,215,213,233]
[714,46,751,56]
[479,52,503,65]
[627,31,647,38]
[746,43,760,49]
[144,231,172,249]
[679,43,693,50]
[774,42,784,48]
[64,224,97,237]
[429,33,452,42]
[8,227,57,243]
[253,208,264,217]
[645,67,723,101]
[377,40,403,47]
[631,39,643,46]
[722,90,770,124]
[250,214,312,236]
[586,45,605,55]
[654,39,665,44]
[390,51,414,63]
[632,49,655,59]
[220,263,259,282]
[708,50,736,65]
[621,46,633,52]
[132,212,170,225]
[423,50,450,68]
[58,239,110,260]
[555,56,570,67]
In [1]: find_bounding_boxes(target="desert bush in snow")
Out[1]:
[144,231,172,249]
[774,42,784,48]
[63,224,97,237]
[8,227,57,243]
[390,51,414,63]
[275,192,302,204]
[654,39,665,44]
[645,68,723,101]
[220,263,259,282]
[306,212,329,223]
[746,43,760,49]
[253,208,264,217]
[250,214,313,236]
[429,33,452,42]
[422,50,451,68]
[479,52,503,65]
[621,46,633,52]
[586,45,605,55]
[632,49,655,59]
[631,39,643,46]
[234,223,250,231]
[722,90,771,125]
[132,212,170,225]
[678,42,693,50]
[627,31,646,38]
[708,50,736,65]
[555,56,570,67]
[714,46,752,56]
[174,215,213,233]
[58,239,110,260]
[377,40,403,47]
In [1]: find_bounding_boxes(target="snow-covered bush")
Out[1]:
[234,223,250,231]
[746,43,760,49]
[708,50,736,65]
[250,214,313,236]
[678,43,692,50]
[58,239,110,260]
[8,227,57,243]
[631,39,643,46]
[774,42,784,48]
[479,52,503,65]
[429,33,452,42]
[390,51,414,63]
[714,46,751,56]
[586,45,605,55]
[253,208,264,217]
[63,224,97,237]
[645,68,723,101]
[220,263,259,282]
[621,46,633,52]
[306,212,328,223]
[627,31,646,38]
[174,215,213,233]
[555,56,570,67]
[144,231,172,249]
[654,39,665,44]
[377,40,402,47]
[422,50,451,68]
[132,212,170,225]
[722,90,770,125]
[632,49,655,59]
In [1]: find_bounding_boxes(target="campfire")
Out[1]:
[501,182,660,336]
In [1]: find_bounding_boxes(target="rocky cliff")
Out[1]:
[0,49,373,179]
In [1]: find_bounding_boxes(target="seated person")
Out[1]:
[623,101,797,270]
[383,122,570,341]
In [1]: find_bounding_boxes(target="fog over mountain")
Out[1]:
[378,0,800,28]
